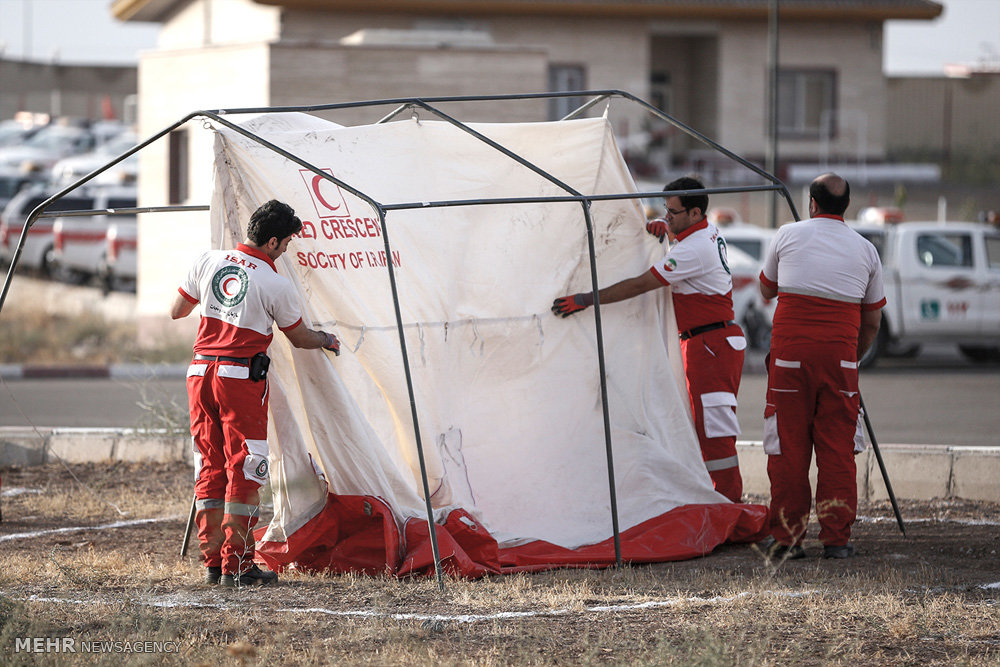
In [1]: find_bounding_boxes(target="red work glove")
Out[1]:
[551,293,594,318]
[646,217,668,243]
[322,332,341,356]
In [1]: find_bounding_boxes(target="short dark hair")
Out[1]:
[247,200,302,245]
[663,176,708,216]
[810,174,851,216]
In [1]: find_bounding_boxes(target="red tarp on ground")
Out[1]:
[256,494,768,578]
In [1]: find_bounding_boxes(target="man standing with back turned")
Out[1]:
[171,200,341,587]
[758,173,885,560]
[552,177,747,502]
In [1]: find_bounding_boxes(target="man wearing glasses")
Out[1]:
[552,177,746,502]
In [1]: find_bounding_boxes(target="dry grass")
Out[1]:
[0,305,189,365]
[1,462,999,665]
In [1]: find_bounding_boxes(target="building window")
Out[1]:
[168,129,189,205]
[548,65,586,120]
[777,69,837,138]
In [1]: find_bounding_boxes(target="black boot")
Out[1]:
[220,565,278,588]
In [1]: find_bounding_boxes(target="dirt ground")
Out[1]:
[1,462,999,665]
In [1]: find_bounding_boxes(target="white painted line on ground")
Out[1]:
[13,586,996,623]
[278,590,819,624]
[0,515,181,543]
[856,515,1000,527]
[1,487,43,497]
[15,590,815,623]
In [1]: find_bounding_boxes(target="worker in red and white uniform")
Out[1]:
[170,200,341,587]
[758,173,885,560]
[552,176,747,502]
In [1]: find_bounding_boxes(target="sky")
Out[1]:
[0,0,998,74]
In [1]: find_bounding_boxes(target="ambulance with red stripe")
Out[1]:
[850,220,1000,366]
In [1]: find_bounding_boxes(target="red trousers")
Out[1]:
[680,323,745,502]
[187,360,270,575]
[764,342,859,547]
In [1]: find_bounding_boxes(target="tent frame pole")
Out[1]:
[0,91,819,580]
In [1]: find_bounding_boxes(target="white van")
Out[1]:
[50,187,137,283]
[851,221,1000,366]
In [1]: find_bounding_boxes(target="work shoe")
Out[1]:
[205,566,222,585]
[759,536,807,560]
[823,543,856,559]
[219,565,278,588]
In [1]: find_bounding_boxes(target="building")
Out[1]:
[888,64,1000,176]
[110,0,942,339]
[0,57,137,122]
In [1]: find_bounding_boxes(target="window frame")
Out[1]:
[775,68,838,140]
[547,64,587,121]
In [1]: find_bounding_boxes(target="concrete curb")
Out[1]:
[0,427,192,467]
[2,428,998,502]
[0,364,188,380]
[737,441,1000,503]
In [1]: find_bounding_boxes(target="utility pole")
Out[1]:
[766,0,780,228]
[22,0,33,60]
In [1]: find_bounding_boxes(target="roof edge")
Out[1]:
[253,0,944,22]
[113,0,944,23]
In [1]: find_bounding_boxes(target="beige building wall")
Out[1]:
[887,75,1000,157]
[717,21,887,163]
[157,0,281,49]
[135,43,272,342]
[268,43,549,126]
[280,11,650,126]
[0,58,137,122]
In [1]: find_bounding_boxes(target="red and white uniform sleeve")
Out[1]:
[179,243,304,357]
[760,216,886,346]
[649,220,735,332]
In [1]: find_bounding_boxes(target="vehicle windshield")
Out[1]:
[24,127,90,152]
[98,133,138,156]
[0,126,28,147]
[916,233,973,268]
[855,230,886,262]
[0,176,25,199]
[725,238,764,261]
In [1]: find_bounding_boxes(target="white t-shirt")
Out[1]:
[178,243,303,356]
[759,215,886,346]
[649,219,735,332]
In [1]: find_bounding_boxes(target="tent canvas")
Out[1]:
[206,111,766,577]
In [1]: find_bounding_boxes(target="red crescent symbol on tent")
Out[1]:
[311,174,341,211]
[222,276,240,296]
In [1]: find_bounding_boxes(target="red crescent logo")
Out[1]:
[311,174,341,211]
[222,276,241,297]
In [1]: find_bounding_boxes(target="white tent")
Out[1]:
[208,111,766,576]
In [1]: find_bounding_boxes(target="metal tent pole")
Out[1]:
[375,206,448,590]
[860,396,907,535]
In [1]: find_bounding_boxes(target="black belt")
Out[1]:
[678,320,736,341]
[194,354,250,364]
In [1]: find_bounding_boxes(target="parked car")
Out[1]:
[0,185,99,275]
[0,165,46,211]
[718,222,776,263]
[49,131,139,188]
[0,123,95,172]
[719,223,778,349]
[98,218,138,293]
[724,242,774,350]
[50,187,137,283]
[850,221,1000,366]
